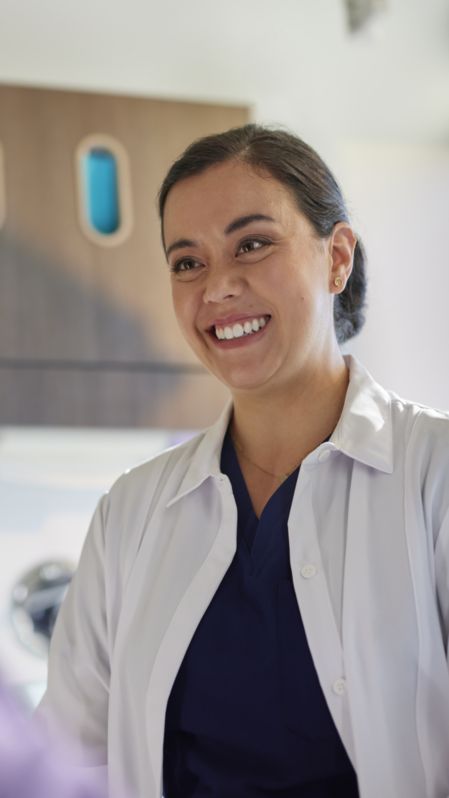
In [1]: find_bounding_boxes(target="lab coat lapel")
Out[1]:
[145,474,237,795]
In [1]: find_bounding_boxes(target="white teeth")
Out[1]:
[214,316,269,341]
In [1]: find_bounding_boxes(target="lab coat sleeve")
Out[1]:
[435,505,449,663]
[37,493,111,768]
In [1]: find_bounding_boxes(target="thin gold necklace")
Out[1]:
[232,436,299,483]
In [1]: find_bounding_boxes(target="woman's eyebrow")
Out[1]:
[224,213,276,235]
[165,214,276,258]
[165,237,196,259]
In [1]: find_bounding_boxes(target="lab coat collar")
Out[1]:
[330,355,394,474]
[167,355,393,506]
[165,402,232,507]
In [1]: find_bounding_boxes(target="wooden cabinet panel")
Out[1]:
[0,365,228,428]
[0,85,248,425]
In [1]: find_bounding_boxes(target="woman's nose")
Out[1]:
[202,263,244,304]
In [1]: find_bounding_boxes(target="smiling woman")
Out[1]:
[161,155,359,405]
[39,125,449,798]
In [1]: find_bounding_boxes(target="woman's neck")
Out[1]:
[230,356,349,472]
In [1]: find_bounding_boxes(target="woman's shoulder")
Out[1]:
[107,429,208,506]
[389,389,449,446]
[387,392,449,509]
[92,430,215,581]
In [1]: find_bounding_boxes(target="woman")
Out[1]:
[39,125,449,798]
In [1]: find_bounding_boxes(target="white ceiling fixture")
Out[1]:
[344,0,388,32]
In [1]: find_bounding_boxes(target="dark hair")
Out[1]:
[158,124,367,344]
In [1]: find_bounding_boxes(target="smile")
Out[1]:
[213,315,271,341]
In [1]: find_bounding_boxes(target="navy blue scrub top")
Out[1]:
[163,431,359,797]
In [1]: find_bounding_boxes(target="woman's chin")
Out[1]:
[211,364,277,395]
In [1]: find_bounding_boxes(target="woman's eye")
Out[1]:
[171,258,202,278]
[237,238,269,255]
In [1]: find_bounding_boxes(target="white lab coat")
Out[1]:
[39,356,449,798]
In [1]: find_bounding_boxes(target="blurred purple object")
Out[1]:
[0,678,107,798]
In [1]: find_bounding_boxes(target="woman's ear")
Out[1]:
[328,222,357,294]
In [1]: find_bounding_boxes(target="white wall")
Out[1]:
[1,0,449,405]
[340,142,449,408]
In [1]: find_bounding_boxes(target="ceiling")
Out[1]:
[0,0,448,152]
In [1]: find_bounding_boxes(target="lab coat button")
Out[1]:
[332,678,346,696]
[318,449,331,463]
[300,563,317,579]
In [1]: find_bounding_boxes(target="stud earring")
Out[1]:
[334,276,343,289]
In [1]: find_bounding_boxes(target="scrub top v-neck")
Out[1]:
[163,431,359,798]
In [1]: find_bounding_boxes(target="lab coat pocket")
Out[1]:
[277,578,337,739]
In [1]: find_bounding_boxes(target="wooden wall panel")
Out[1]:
[0,84,248,426]
[0,366,229,429]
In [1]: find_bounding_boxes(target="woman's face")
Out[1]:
[162,159,351,396]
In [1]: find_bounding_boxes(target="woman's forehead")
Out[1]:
[163,160,298,239]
